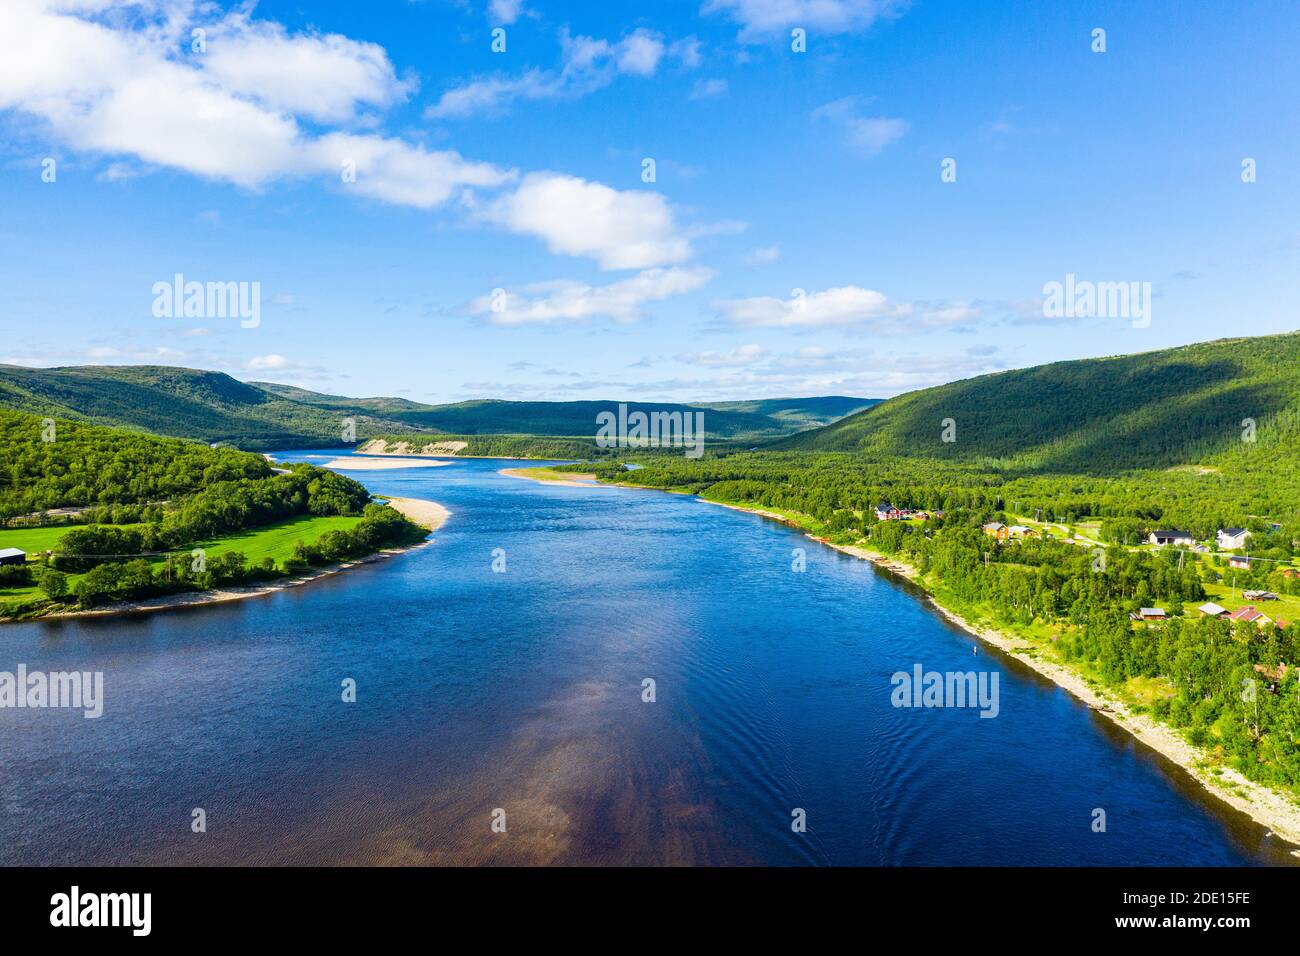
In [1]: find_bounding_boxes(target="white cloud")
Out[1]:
[677,344,766,367]
[489,0,526,25]
[617,29,666,76]
[812,96,907,156]
[485,172,693,270]
[247,354,290,370]
[470,266,713,325]
[714,286,910,328]
[314,132,509,207]
[426,27,699,119]
[202,14,415,123]
[703,0,909,40]
[744,244,780,264]
[0,1,507,203]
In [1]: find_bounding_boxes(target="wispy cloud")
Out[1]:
[744,244,780,265]
[677,344,766,367]
[426,28,701,119]
[704,0,910,41]
[469,267,714,325]
[689,78,728,100]
[812,96,908,156]
[713,286,984,332]
[714,286,907,329]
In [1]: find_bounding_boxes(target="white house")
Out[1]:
[1216,527,1252,550]
[1148,530,1195,548]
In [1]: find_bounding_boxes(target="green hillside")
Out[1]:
[0,365,402,448]
[695,396,878,430]
[776,332,1300,473]
[0,365,873,450]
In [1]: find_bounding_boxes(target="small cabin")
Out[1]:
[1131,607,1167,622]
[1148,529,1195,548]
[0,548,26,567]
[1197,602,1229,619]
[1228,555,1252,570]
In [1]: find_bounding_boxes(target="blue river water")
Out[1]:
[0,453,1293,865]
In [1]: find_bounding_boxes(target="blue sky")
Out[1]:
[1,0,1298,403]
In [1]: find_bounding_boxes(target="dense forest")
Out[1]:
[778,332,1300,475]
[0,409,424,614]
[0,408,272,519]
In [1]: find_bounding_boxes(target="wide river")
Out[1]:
[0,454,1294,865]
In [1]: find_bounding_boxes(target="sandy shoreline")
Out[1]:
[29,496,450,623]
[499,467,600,487]
[323,456,451,470]
[699,498,1300,851]
[385,497,450,530]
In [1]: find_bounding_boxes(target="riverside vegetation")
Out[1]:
[0,410,426,618]
[571,334,1300,801]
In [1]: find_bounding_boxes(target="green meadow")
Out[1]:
[0,513,365,612]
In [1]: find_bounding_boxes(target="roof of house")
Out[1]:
[1229,606,1270,623]
[1139,607,1167,617]
[983,521,1006,530]
[1198,602,1228,616]
[0,548,26,559]
[1151,529,1193,538]
[1219,527,1249,536]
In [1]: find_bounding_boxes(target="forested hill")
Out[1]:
[0,365,389,448]
[0,364,872,449]
[776,332,1300,473]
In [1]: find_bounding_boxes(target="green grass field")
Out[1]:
[0,513,365,611]
[0,524,80,555]
[1202,582,1300,623]
[183,514,363,565]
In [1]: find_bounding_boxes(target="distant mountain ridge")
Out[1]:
[0,364,875,450]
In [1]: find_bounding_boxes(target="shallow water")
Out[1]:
[0,454,1293,865]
